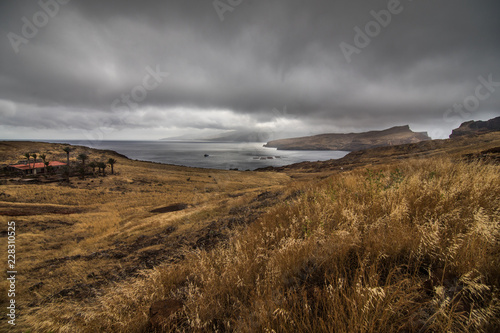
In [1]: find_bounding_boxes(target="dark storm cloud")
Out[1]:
[1,0,499,139]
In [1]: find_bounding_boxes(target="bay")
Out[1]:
[48,140,349,171]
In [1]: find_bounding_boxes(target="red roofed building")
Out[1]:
[7,161,67,175]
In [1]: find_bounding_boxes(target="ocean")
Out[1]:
[48,140,349,171]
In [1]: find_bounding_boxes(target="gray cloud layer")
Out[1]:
[1,0,499,140]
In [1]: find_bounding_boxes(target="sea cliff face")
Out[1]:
[450,116,500,138]
[264,125,430,151]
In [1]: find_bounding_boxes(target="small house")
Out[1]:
[7,161,67,175]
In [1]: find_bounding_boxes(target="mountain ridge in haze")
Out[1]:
[160,130,298,142]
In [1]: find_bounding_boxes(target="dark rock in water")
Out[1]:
[450,116,500,138]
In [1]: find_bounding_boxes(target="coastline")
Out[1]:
[3,140,348,171]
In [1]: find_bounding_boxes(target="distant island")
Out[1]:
[264,125,430,151]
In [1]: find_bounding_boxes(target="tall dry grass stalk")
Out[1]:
[28,158,500,332]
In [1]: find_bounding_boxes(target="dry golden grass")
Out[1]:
[0,141,290,332]
[30,157,499,333]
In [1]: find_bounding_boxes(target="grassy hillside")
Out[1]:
[1,138,499,332]
[0,141,290,332]
[27,158,500,332]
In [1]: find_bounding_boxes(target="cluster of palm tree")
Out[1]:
[61,147,118,180]
[24,152,50,174]
[87,160,106,176]
[81,156,117,178]
[22,147,117,180]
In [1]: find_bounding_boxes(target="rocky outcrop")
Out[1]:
[264,125,430,151]
[450,116,500,138]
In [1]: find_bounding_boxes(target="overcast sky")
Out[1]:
[1,0,499,141]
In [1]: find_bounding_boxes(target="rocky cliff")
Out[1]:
[264,125,430,151]
[450,116,500,138]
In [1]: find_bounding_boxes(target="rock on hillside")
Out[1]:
[450,116,500,138]
[264,125,430,151]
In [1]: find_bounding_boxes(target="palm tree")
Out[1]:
[107,158,117,175]
[77,154,88,179]
[24,153,31,172]
[44,160,50,174]
[62,147,72,181]
[31,153,37,174]
[40,153,47,174]
[62,147,72,166]
[97,162,107,176]
[88,161,97,176]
